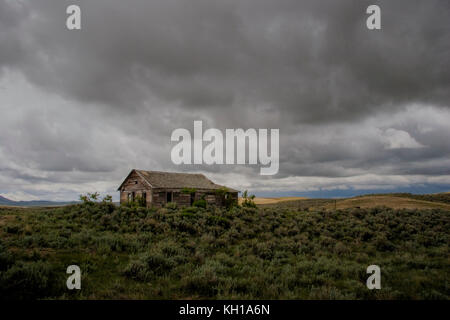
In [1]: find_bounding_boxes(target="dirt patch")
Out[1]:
[0,215,16,226]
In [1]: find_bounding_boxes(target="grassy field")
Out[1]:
[0,194,449,300]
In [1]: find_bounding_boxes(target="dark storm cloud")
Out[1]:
[0,0,450,199]
[1,0,449,122]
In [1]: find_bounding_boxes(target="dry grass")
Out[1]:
[327,195,450,210]
[239,196,307,205]
[0,215,15,226]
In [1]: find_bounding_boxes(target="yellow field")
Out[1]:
[329,195,450,210]
[239,196,307,205]
[244,194,450,210]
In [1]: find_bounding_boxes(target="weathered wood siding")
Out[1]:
[151,189,201,207]
[147,189,237,208]
[119,171,238,208]
[174,192,191,206]
[119,171,152,206]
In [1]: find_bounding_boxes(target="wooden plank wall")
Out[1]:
[119,171,152,205]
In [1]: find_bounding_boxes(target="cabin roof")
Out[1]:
[117,169,239,192]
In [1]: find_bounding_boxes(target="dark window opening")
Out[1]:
[166,192,172,203]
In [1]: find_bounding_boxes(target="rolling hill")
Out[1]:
[257,193,450,210]
[0,196,448,299]
[0,195,75,207]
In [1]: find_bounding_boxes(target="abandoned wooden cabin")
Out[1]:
[118,169,239,207]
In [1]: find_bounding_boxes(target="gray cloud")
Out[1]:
[0,0,449,200]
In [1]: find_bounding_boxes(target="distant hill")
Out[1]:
[0,195,76,207]
[0,195,15,205]
[258,193,450,210]
[330,195,450,210]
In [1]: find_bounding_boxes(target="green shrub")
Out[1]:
[0,261,63,300]
[241,190,256,208]
[6,225,20,234]
[182,206,198,214]
[0,242,13,271]
[193,199,207,208]
[124,248,182,281]
[183,261,223,297]
[0,199,449,299]
[165,202,177,210]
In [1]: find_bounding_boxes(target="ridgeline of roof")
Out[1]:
[118,169,239,192]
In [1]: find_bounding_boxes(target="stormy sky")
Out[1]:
[1,0,450,200]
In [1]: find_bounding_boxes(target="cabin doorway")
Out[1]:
[142,192,147,206]
[166,191,173,203]
[190,193,195,206]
